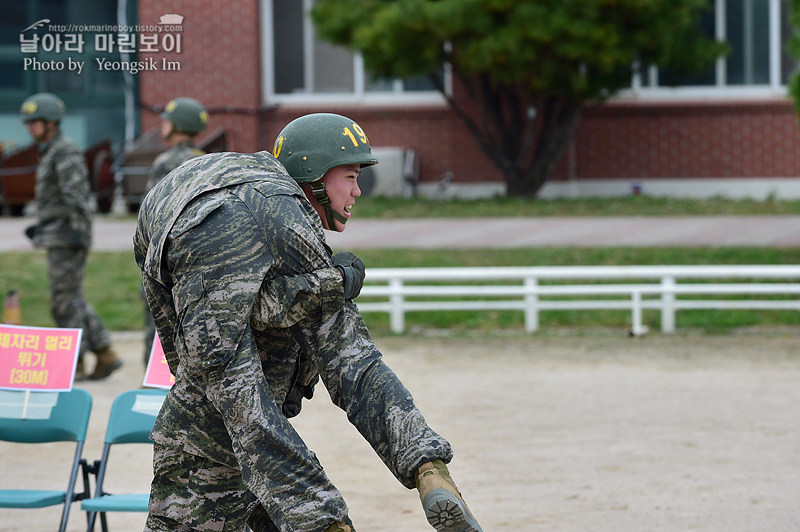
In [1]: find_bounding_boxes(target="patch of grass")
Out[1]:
[2,247,799,335]
[353,195,800,218]
[0,251,142,331]
[352,247,800,334]
[354,247,800,268]
[360,305,800,336]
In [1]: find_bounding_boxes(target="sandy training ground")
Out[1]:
[1,331,798,531]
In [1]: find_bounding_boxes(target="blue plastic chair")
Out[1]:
[81,388,167,532]
[0,388,93,532]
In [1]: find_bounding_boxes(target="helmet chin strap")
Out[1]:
[309,181,348,228]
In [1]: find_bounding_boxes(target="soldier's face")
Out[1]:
[320,163,361,232]
[24,119,48,142]
[160,119,174,140]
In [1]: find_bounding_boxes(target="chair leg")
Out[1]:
[83,458,101,532]
[87,511,97,532]
[60,444,86,532]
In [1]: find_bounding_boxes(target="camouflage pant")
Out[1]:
[145,443,334,532]
[47,246,111,358]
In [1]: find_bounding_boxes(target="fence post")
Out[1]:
[524,276,539,333]
[389,278,405,333]
[630,290,644,335]
[661,275,676,333]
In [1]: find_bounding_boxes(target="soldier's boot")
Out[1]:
[74,357,88,381]
[323,522,352,532]
[89,346,123,380]
[416,460,483,532]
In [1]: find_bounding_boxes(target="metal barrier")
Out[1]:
[355,265,800,333]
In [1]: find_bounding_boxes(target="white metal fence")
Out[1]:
[355,265,800,333]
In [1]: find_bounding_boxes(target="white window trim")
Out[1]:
[263,0,793,105]
[261,0,275,99]
[620,0,791,101]
[769,0,781,88]
[260,0,447,106]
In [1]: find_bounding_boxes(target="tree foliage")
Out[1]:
[787,0,800,121]
[312,0,725,197]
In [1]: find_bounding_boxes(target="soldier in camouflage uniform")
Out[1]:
[141,97,208,367]
[20,92,122,380]
[146,97,208,192]
[135,113,483,532]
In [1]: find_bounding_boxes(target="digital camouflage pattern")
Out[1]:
[46,247,112,356]
[30,131,111,357]
[142,140,205,365]
[31,131,92,249]
[145,139,205,193]
[135,150,452,532]
[146,441,288,531]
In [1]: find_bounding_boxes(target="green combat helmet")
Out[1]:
[273,113,378,227]
[20,92,65,123]
[161,97,208,134]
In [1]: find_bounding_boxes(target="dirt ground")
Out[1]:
[1,330,799,532]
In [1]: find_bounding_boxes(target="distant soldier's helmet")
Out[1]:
[161,97,208,134]
[20,92,65,123]
[273,113,378,183]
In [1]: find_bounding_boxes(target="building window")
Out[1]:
[0,0,132,150]
[627,0,795,98]
[262,0,446,104]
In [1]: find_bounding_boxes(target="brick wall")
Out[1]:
[261,100,800,187]
[552,99,800,182]
[138,0,262,152]
[260,106,500,187]
[138,0,502,186]
[138,1,800,190]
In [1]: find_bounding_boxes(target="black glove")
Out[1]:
[282,373,319,418]
[24,224,40,241]
[333,251,365,299]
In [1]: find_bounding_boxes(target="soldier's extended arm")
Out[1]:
[249,202,452,487]
[246,213,421,466]
[292,301,454,490]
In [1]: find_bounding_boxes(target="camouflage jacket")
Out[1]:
[134,150,344,466]
[136,151,452,524]
[145,139,204,193]
[32,131,92,248]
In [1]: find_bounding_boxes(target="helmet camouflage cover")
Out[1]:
[20,92,65,123]
[273,113,378,183]
[161,97,208,134]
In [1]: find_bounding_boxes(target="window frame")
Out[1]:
[620,0,792,100]
[260,0,448,106]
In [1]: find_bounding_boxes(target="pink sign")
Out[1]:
[0,324,82,391]
[143,333,174,389]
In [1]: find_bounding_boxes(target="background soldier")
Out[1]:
[135,113,482,532]
[20,92,122,380]
[146,96,208,192]
[141,97,208,366]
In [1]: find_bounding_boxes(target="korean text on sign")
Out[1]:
[0,324,82,391]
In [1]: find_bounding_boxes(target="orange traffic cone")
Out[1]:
[2,290,22,325]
